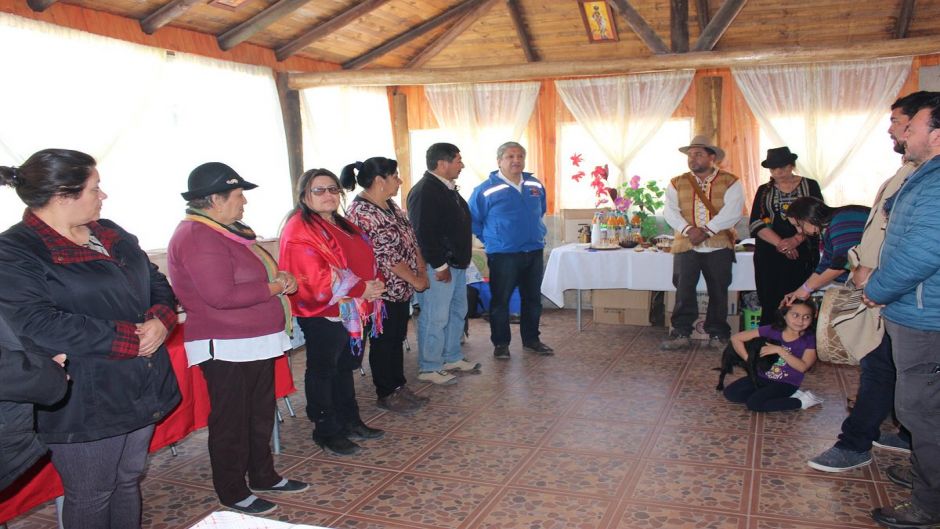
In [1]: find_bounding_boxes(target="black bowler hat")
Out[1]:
[761,147,799,169]
[181,162,258,200]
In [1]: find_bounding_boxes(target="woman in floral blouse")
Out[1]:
[342,158,430,415]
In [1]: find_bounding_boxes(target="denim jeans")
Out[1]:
[487,250,544,346]
[885,320,940,515]
[836,333,911,453]
[671,249,733,338]
[415,265,467,372]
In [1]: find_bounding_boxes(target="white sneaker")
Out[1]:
[795,390,824,410]
[417,370,457,385]
[442,359,481,372]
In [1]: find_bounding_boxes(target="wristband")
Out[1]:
[799,283,812,294]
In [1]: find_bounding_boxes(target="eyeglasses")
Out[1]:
[308,185,341,196]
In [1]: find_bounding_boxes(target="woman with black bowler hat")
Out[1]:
[167,162,308,515]
[748,147,823,325]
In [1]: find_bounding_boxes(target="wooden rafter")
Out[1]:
[140,0,204,35]
[671,0,689,53]
[695,0,710,31]
[26,0,58,11]
[692,0,747,52]
[275,0,392,61]
[407,0,502,68]
[343,0,490,70]
[288,35,940,87]
[506,0,537,63]
[894,0,915,39]
[608,0,670,55]
[218,0,310,51]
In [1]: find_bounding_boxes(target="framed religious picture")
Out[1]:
[578,0,619,43]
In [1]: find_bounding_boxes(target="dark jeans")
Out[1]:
[671,249,733,338]
[487,250,544,346]
[369,299,410,398]
[886,320,940,515]
[836,333,911,452]
[723,377,801,412]
[47,424,155,529]
[200,358,281,505]
[297,317,362,439]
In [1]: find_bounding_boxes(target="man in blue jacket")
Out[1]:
[469,142,553,359]
[864,94,940,529]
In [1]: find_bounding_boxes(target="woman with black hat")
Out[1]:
[167,162,307,515]
[748,147,824,325]
[0,148,180,528]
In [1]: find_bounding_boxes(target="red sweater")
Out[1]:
[279,213,379,318]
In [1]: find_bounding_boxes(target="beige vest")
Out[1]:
[671,170,738,253]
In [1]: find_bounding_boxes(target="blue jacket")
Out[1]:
[469,171,547,254]
[865,154,940,331]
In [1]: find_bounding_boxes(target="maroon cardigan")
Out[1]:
[167,221,284,341]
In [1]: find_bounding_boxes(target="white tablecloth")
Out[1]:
[541,243,755,308]
[189,511,330,529]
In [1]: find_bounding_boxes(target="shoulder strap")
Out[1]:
[685,173,720,216]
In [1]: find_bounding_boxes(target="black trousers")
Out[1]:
[199,358,281,505]
[368,299,410,399]
[297,317,362,439]
[671,248,734,338]
[754,242,815,325]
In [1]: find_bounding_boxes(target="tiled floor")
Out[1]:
[7,310,909,529]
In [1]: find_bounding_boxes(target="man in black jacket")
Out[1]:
[0,313,68,491]
[407,143,480,385]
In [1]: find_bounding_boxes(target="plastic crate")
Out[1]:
[742,308,762,330]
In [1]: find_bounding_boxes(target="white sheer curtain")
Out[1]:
[424,81,540,186]
[555,71,694,185]
[0,13,293,249]
[732,58,911,199]
[300,86,396,178]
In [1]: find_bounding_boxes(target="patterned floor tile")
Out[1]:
[629,461,749,511]
[759,407,850,438]
[512,449,635,497]
[615,502,744,529]
[650,427,753,467]
[486,387,580,415]
[665,398,756,432]
[451,412,557,446]
[572,393,668,424]
[472,488,610,529]
[330,516,434,529]
[140,478,218,529]
[409,438,532,484]
[368,405,473,436]
[268,459,395,511]
[353,474,495,527]
[754,471,882,527]
[312,432,439,470]
[546,418,654,456]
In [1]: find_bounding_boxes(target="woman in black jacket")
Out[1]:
[0,149,180,529]
[0,313,68,492]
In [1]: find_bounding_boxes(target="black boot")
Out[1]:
[344,420,385,440]
[313,432,361,455]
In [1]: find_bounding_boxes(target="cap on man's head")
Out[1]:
[678,135,725,163]
[181,162,258,200]
[761,146,799,169]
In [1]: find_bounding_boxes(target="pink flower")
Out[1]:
[592,164,609,180]
[630,175,641,189]
[570,153,583,167]
[571,170,585,182]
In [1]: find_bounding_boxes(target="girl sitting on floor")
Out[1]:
[723,298,822,412]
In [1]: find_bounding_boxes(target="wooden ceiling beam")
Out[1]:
[140,0,204,35]
[695,0,710,32]
[26,0,58,11]
[894,0,915,39]
[218,0,310,51]
[288,35,938,88]
[608,0,670,55]
[506,0,537,63]
[692,0,747,52]
[407,0,502,68]
[671,0,689,53]
[343,0,489,70]
[275,0,392,61]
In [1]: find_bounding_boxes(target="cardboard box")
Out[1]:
[562,208,597,243]
[594,307,651,326]
[665,291,738,315]
[666,311,740,340]
[592,289,652,326]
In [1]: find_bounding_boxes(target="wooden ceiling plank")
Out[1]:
[343,0,488,70]
[608,0,670,55]
[289,34,939,87]
[671,0,689,52]
[692,0,747,52]
[506,0,537,62]
[894,0,915,39]
[696,0,710,32]
[276,0,393,61]
[140,0,205,35]
[26,0,58,12]
[218,0,311,51]
[407,0,502,68]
